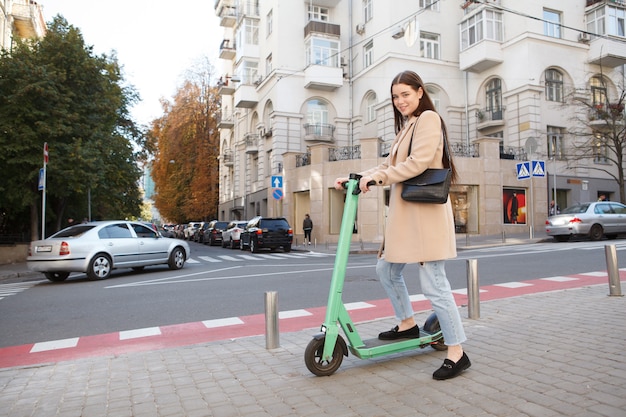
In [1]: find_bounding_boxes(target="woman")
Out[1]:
[334,71,470,380]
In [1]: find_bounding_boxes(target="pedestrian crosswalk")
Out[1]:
[187,251,332,264]
[0,281,43,301]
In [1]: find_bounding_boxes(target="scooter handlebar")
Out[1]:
[342,175,376,194]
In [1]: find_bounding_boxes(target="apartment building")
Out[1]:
[0,0,46,50]
[214,0,626,244]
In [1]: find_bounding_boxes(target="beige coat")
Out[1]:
[360,111,457,263]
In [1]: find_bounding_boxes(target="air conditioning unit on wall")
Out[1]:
[356,23,365,35]
[578,32,590,43]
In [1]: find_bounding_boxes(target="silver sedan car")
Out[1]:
[27,220,191,282]
[545,201,626,242]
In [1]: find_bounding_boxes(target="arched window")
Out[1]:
[545,69,563,102]
[590,76,607,106]
[304,99,334,138]
[366,92,377,123]
[486,78,503,119]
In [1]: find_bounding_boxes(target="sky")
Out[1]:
[42,0,222,126]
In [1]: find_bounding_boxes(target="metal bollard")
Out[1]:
[466,259,480,319]
[604,245,623,297]
[264,291,280,349]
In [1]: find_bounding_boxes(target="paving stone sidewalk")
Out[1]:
[1,283,624,417]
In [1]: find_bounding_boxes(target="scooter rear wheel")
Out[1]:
[304,336,344,376]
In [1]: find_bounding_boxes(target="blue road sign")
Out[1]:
[516,162,531,180]
[532,160,545,177]
[38,168,44,190]
[272,188,283,200]
[271,175,283,188]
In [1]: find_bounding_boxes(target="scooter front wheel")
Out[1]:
[304,336,344,376]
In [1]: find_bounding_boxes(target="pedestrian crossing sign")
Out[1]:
[532,160,545,177]
[516,162,531,180]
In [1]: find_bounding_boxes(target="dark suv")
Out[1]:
[202,220,229,246]
[239,216,293,253]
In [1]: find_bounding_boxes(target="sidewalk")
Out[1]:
[1,280,624,416]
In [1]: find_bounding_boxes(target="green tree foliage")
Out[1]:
[150,61,220,223]
[0,16,146,239]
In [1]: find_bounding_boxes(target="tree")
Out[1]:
[566,73,626,204]
[0,16,146,239]
[150,59,221,223]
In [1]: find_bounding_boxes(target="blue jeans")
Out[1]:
[376,258,467,346]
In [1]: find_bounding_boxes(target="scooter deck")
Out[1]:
[348,329,443,359]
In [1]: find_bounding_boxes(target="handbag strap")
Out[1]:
[407,115,451,168]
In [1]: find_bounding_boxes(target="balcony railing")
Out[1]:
[329,145,361,162]
[244,133,258,154]
[500,146,527,161]
[450,142,480,158]
[222,150,234,166]
[295,152,311,167]
[304,123,335,142]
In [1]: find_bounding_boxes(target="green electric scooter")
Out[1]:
[304,173,446,376]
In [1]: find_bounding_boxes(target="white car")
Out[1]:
[184,222,202,240]
[220,221,248,249]
[27,220,191,281]
[545,201,626,242]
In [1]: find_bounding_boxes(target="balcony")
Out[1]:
[304,20,341,37]
[587,36,626,67]
[304,65,344,91]
[234,84,258,108]
[11,0,46,39]
[244,133,258,154]
[221,150,234,166]
[459,39,504,72]
[304,123,335,143]
[476,107,506,131]
[216,112,235,129]
[219,39,236,60]
[215,0,237,27]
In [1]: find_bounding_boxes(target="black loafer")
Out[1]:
[433,352,471,380]
[378,325,420,340]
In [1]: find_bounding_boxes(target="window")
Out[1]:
[265,54,272,75]
[608,6,626,37]
[363,0,373,22]
[545,69,563,102]
[420,32,440,59]
[420,0,440,12]
[461,10,503,50]
[267,10,273,36]
[366,93,377,123]
[543,9,561,38]
[426,86,440,112]
[244,19,259,45]
[547,126,565,160]
[99,224,132,239]
[587,7,606,37]
[486,78,503,118]
[364,41,373,68]
[306,38,340,67]
[308,5,329,22]
[239,60,258,84]
[590,76,607,106]
[594,134,609,164]
[306,99,330,135]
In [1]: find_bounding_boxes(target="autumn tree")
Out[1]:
[0,16,146,239]
[566,73,626,204]
[150,60,221,223]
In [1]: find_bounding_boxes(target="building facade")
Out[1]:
[0,0,46,50]
[214,0,626,245]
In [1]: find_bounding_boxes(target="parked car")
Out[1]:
[192,222,206,242]
[545,201,626,242]
[184,222,202,240]
[239,216,293,252]
[203,220,230,246]
[221,220,248,249]
[26,220,191,282]
[160,224,176,238]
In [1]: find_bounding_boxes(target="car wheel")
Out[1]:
[168,247,185,270]
[589,224,604,241]
[221,238,227,248]
[230,239,237,249]
[44,272,69,282]
[87,253,112,280]
[283,244,291,253]
[240,238,246,251]
[250,238,258,253]
[554,235,570,242]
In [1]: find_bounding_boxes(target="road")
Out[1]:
[1,238,624,349]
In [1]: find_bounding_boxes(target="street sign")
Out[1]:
[516,162,531,180]
[532,160,545,177]
[38,168,44,190]
[271,175,283,189]
[272,188,283,200]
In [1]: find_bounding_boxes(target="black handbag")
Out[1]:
[401,119,452,204]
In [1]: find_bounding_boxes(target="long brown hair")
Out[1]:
[390,70,457,183]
